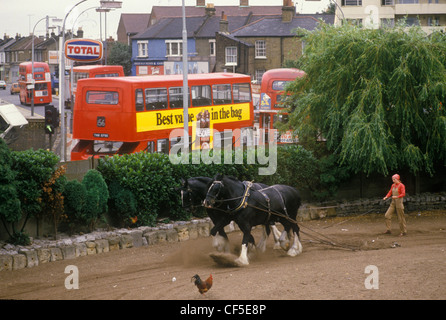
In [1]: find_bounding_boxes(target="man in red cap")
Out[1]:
[383,174,407,236]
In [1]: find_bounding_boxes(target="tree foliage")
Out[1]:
[0,139,21,228]
[285,23,446,176]
[108,42,132,76]
[81,169,109,231]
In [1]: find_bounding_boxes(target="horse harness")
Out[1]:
[207,180,290,221]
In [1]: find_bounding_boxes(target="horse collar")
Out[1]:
[231,181,253,213]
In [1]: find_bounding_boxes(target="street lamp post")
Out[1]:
[59,0,88,162]
[59,0,121,161]
[96,7,111,65]
[31,15,58,116]
[182,0,189,157]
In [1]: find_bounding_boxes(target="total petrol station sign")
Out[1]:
[65,39,103,62]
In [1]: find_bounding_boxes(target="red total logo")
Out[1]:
[65,39,103,62]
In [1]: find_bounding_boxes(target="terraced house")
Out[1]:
[129,0,334,83]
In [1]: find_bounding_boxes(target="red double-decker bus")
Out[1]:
[258,68,305,143]
[72,64,124,94]
[71,73,254,160]
[18,62,52,105]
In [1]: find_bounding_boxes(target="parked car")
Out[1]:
[0,80,6,90]
[10,83,20,94]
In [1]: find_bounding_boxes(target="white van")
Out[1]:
[0,103,28,144]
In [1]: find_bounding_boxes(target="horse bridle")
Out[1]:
[181,186,202,210]
[205,180,253,214]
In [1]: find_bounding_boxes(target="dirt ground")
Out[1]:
[0,210,445,301]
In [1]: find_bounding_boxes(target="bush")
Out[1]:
[7,148,62,243]
[81,169,109,231]
[63,179,87,233]
[0,139,21,226]
[108,180,137,227]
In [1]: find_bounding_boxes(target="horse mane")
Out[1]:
[215,174,239,182]
[192,176,212,183]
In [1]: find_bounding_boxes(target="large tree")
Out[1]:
[285,23,446,176]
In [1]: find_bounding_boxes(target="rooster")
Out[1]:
[191,274,213,295]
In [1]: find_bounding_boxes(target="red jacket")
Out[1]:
[385,183,406,199]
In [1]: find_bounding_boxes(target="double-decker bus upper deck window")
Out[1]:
[87,91,119,105]
[272,80,291,91]
[135,89,144,111]
[233,83,251,103]
[169,86,189,109]
[191,85,211,107]
[95,73,120,78]
[212,84,232,105]
[145,88,168,110]
[74,72,89,90]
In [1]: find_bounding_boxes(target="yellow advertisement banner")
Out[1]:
[136,103,250,133]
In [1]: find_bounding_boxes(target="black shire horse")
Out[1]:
[203,174,303,266]
[180,177,284,254]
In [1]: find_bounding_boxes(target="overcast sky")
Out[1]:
[0,0,331,41]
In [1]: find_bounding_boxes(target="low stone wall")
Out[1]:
[0,219,214,272]
[1,192,444,272]
[298,192,446,220]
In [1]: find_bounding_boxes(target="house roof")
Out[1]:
[231,14,334,37]
[0,38,17,51]
[134,16,208,39]
[134,12,300,40]
[119,13,151,35]
[5,35,44,51]
[135,5,285,39]
[149,5,283,21]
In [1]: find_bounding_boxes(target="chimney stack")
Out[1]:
[240,0,249,7]
[196,0,205,7]
[205,3,216,16]
[282,0,295,23]
[77,27,84,39]
[220,12,229,34]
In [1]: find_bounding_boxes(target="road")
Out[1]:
[0,83,60,117]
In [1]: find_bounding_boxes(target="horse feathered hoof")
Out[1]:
[235,257,249,266]
[210,252,245,267]
[287,241,303,257]
[280,240,290,251]
[287,247,300,257]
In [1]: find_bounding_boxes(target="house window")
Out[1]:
[255,40,266,59]
[342,0,362,5]
[137,41,148,57]
[209,39,216,56]
[381,18,395,27]
[225,46,237,66]
[427,16,440,26]
[166,40,183,57]
[255,70,265,84]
